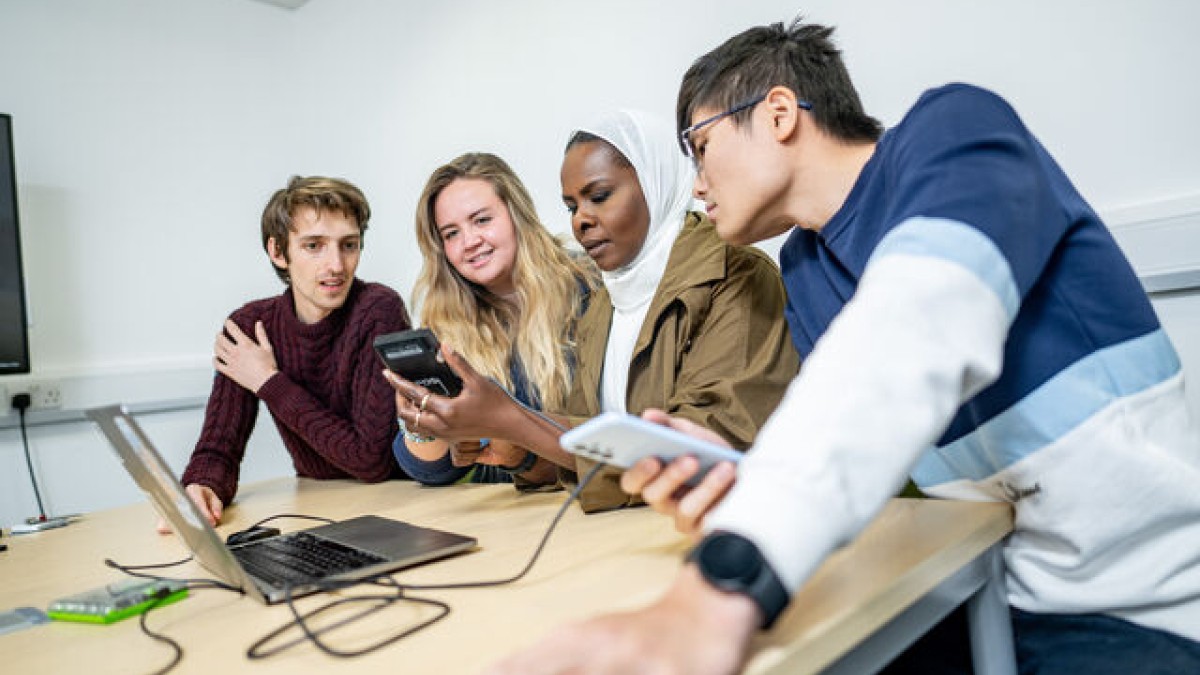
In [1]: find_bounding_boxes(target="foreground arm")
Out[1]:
[706,248,1010,591]
[488,564,759,675]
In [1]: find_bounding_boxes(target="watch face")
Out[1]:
[700,533,763,586]
[692,532,791,630]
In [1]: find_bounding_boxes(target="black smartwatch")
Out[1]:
[688,531,790,629]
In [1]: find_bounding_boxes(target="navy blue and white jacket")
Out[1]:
[707,84,1200,641]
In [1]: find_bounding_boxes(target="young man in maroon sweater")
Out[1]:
[168,176,411,531]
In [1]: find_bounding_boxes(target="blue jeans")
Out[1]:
[1011,608,1200,675]
[881,605,1200,675]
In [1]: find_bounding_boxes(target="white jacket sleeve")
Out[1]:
[704,248,1012,592]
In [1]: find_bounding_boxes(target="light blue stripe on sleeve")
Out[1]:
[870,216,1020,320]
[911,329,1182,486]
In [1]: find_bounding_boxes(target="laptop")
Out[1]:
[85,404,477,604]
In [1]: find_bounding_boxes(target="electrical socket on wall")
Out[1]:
[4,379,64,412]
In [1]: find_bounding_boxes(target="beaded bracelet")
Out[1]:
[398,419,436,444]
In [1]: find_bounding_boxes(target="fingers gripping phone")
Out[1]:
[373,328,464,397]
[559,413,742,486]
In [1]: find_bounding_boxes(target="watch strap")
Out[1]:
[500,450,539,475]
[689,532,791,629]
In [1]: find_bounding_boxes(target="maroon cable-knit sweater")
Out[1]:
[181,279,411,506]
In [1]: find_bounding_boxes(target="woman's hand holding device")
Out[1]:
[378,329,529,444]
[375,328,463,398]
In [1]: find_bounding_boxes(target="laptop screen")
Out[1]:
[85,405,265,601]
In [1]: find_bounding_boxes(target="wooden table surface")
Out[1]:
[0,477,1011,674]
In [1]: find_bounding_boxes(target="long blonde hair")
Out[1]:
[413,153,596,410]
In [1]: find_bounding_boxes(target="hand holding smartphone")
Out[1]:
[374,328,463,397]
[559,413,741,486]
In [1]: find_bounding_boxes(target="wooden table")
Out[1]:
[0,477,1012,674]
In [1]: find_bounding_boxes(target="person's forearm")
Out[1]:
[519,456,560,484]
[708,252,1010,592]
[497,404,575,468]
[670,564,760,648]
[183,373,260,507]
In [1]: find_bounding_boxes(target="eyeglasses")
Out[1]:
[679,93,813,170]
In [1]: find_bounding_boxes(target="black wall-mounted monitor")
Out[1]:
[1,113,30,375]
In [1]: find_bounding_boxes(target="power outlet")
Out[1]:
[32,381,63,409]
[5,379,64,412]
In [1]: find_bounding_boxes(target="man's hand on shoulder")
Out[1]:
[156,483,223,534]
[214,319,279,394]
[487,564,759,675]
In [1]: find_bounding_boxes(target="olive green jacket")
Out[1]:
[561,213,801,512]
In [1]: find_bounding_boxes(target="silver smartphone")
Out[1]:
[559,413,741,486]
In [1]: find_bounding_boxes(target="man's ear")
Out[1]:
[267,237,288,271]
[764,85,802,143]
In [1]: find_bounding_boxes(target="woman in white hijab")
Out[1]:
[389,110,798,512]
[557,109,799,512]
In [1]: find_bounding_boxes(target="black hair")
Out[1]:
[676,18,882,146]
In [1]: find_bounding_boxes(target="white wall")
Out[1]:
[1,0,1198,527]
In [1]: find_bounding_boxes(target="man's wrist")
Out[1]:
[252,369,280,396]
[687,531,791,629]
[673,564,761,641]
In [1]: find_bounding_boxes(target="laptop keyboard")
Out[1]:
[231,531,388,589]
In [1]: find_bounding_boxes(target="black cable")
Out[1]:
[246,513,336,529]
[402,461,603,591]
[248,578,452,659]
[106,555,194,571]
[139,592,184,675]
[490,376,570,434]
[103,556,250,675]
[246,462,604,660]
[13,395,47,519]
[104,557,242,593]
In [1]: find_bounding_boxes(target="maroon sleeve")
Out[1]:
[181,303,268,506]
[256,287,410,482]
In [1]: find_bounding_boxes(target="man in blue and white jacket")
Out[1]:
[491,18,1200,675]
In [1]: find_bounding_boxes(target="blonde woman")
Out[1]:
[390,153,595,487]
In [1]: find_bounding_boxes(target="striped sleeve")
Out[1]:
[704,226,1013,592]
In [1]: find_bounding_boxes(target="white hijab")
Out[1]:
[572,109,698,413]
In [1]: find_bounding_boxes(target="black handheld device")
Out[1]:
[373,328,464,397]
[226,525,281,547]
